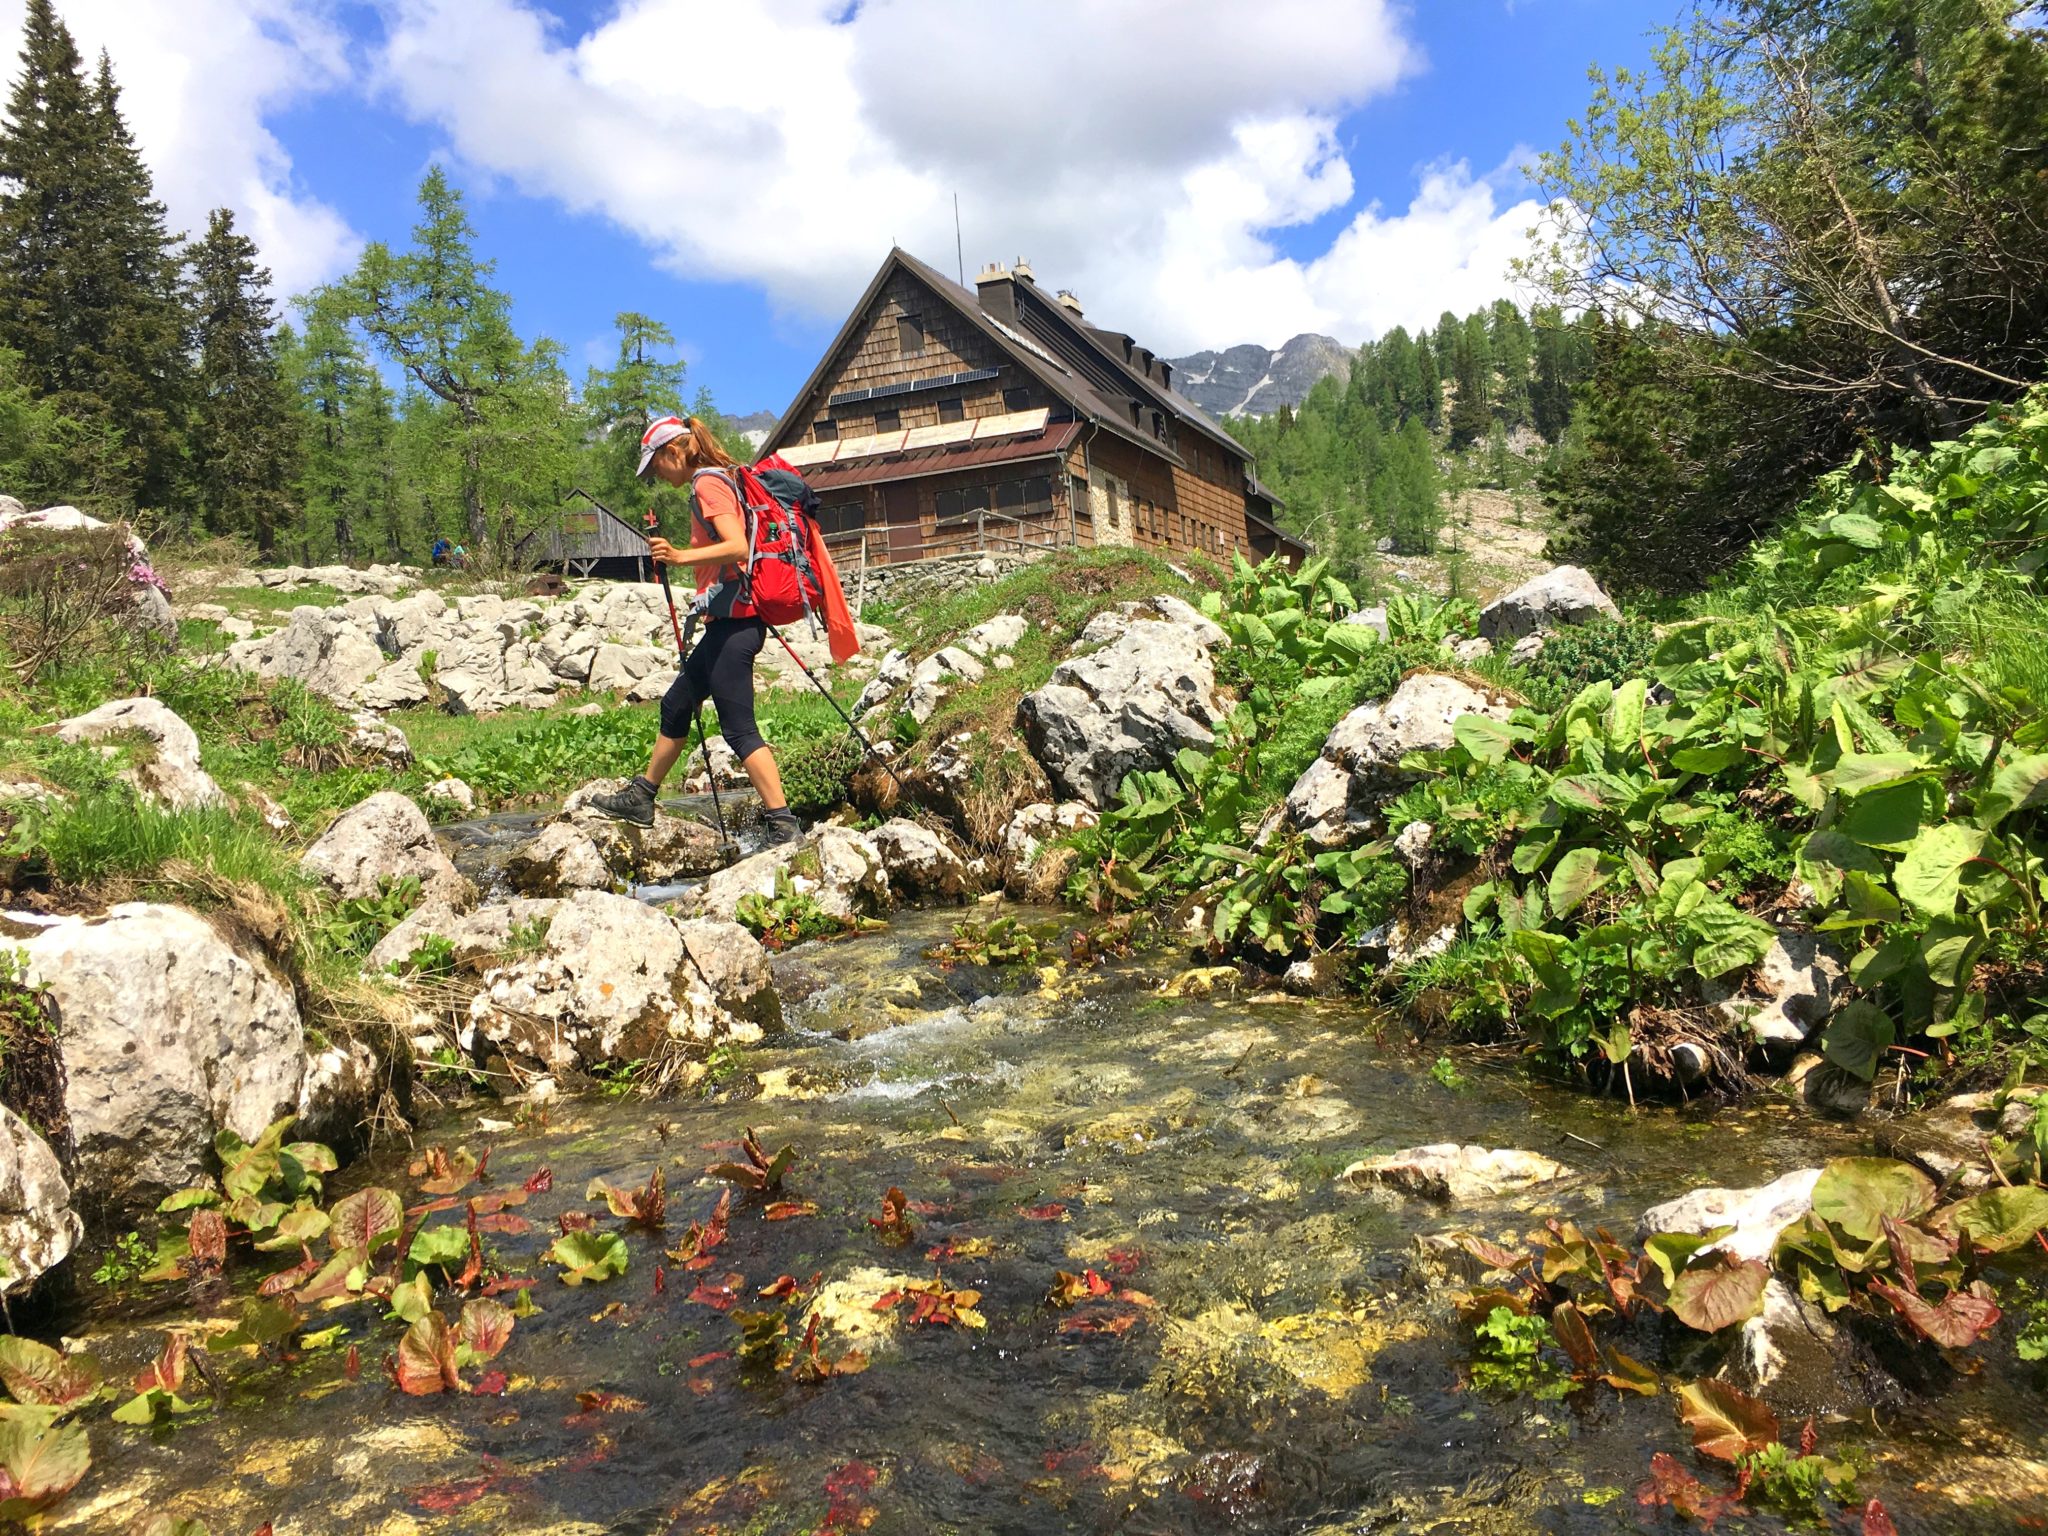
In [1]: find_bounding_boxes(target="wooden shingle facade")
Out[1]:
[766,249,1307,570]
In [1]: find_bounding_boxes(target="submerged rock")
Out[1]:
[0,1104,81,1295]
[868,817,972,902]
[17,903,307,1219]
[1636,1166,1820,1263]
[1341,1143,1571,1205]
[300,791,469,906]
[1877,1090,2039,1193]
[54,696,225,811]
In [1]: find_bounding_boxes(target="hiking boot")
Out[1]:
[588,775,658,827]
[761,809,802,846]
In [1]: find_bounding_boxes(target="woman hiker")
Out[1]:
[588,415,803,845]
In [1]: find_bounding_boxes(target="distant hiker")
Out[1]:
[588,415,809,843]
[430,536,450,566]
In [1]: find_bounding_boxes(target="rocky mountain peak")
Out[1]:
[1168,333,1354,418]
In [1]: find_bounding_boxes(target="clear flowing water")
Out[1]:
[49,908,2048,1535]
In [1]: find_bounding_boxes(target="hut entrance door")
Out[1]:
[883,484,920,562]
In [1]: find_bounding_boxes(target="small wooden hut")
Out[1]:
[515,499,651,581]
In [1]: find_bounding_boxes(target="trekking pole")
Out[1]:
[758,619,904,791]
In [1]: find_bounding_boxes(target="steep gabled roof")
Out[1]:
[765,248,1184,466]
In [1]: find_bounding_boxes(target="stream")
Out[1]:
[45,825,2048,1534]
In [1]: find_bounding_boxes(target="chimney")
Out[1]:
[974,260,1019,326]
[1012,257,1036,285]
[1055,289,1083,317]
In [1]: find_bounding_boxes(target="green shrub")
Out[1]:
[1518,618,1660,711]
[777,731,866,816]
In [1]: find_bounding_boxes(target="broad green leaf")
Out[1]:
[1667,1254,1770,1334]
[551,1230,628,1286]
[1686,899,1777,980]
[253,1202,330,1253]
[1548,846,1612,919]
[387,1272,436,1323]
[1824,511,1885,549]
[1810,1157,1936,1242]
[1820,1001,1895,1081]
[408,1223,470,1271]
[1669,742,1745,775]
[1827,752,1934,795]
[155,1187,221,1214]
[1838,779,1935,852]
[1604,678,1647,754]
[0,1416,92,1516]
[1454,713,1520,764]
[1976,753,2048,828]
[1894,822,1988,918]
[0,1339,100,1411]
[1943,1185,2048,1254]
[328,1187,405,1256]
[1641,1228,1733,1288]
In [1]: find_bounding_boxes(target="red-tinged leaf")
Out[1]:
[654,1265,666,1296]
[457,1299,516,1362]
[466,1189,529,1215]
[688,1272,745,1312]
[1862,1497,1899,1536]
[0,1418,92,1515]
[557,1210,596,1234]
[867,1187,915,1245]
[1104,1246,1143,1277]
[1668,1253,1771,1334]
[1021,1202,1067,1221]
[344,1344,360,1381]
[1550,1302,1601,1374]
[135,1331,190,1394]
[1115,1287,1157,1309]
[258,1249,321,1297]
[574,1389,645,1413]
[186,1206,228,1276]
[1636,1452,1740,1527]
[479,1275,536,1298]
[474,1212,532,1236]
[455,1206,484,1291]
[873,1290,902,1311]
[471,1369,507,1396]
[907,1199,947,1216]
[1868,1278,2002,1348]
[1677,1378,1780,1463]
[406,1196,464,1218]
[1798,1417,1818,1459]
[1048,1269,1114,1308]
[394,1313,463,1396]
[763,1200,816,1221]
[0,1337,101,1408]
[759,1274,807,1299]
[1453,1232,1527,1274]
[1059,1308,1142,1336]
[414,1476,493,1512]
[473,1146,492,1183]
[328,1186,404,1252]
[524,1165,553,1194]
[687,1350,731,1369]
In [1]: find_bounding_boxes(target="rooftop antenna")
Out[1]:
[954,193,965,286]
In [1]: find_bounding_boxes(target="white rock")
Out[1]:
[54,696,225,811]
[1636,1167,1821,1263]
[422,777,476,814]
[300,792,467,904]
[1018,608,1221,808]
[1392,820,1434,870]
[1478,564,1621,642]
[1341,1144,1572,1205]
[869,818,971,901]
[505,820,615,896]
[0,1105,81,1294]
[18,903,306,1218]
[348,711,412,767]
[958,614,1028,658]
[1001,801,1097,891]
[1340,605,1390,641]
[1703,931,1844,1050]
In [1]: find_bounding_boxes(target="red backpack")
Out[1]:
[690,457,859,662]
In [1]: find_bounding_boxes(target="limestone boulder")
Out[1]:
[54,696,225,811]
[903,646,985,726]
[1477,564,1620,643]
[1340,605,1390,642]
[224,608,388,703]
[300,791,468,905]
[17,903,306,1219]
[356,660,430,711]
[295,1034,383,1155]
[1001,801,1098,898]
[1877,1091,2041,1193]
[1637,1167,1821,1263]
[675,917,782,1033]
[1018,608,1221,808]
[869,818,972,902]
[554,779,733,884]
[1286,673,1512,847]
[1340,1144,1572,1205]
[587,642,671,699]
[1702,930,1844,1051]
[0,1105,81,1295]
[680,825,890,926]
[505,820,615,897]
[366,897,561,976]
[422,776,477,815]
[466,890,771,1074]
[348,711,412,767]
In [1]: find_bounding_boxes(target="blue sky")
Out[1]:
[8,0,1670,419]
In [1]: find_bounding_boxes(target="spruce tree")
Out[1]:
[190,208,295,554]
[1448,312,1493,448]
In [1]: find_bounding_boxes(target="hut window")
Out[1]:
[816,502,864,535]
[1022,476,1052,516]
[873,408,901,434]
[938,397,964,424]
[935,488,964,522]
[897,312,924,357]
[996,481,1024,514]
[813,419,837,442]
[1003,387,1031,412]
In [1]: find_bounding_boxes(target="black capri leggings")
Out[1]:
[659,617,767,759]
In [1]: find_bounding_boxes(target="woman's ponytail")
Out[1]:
[681,416,737,471]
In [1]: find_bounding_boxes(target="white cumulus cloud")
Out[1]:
[0,0,360,299]
[366,0,1541,352]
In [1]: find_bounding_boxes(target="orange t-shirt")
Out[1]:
[690,471,744,594]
